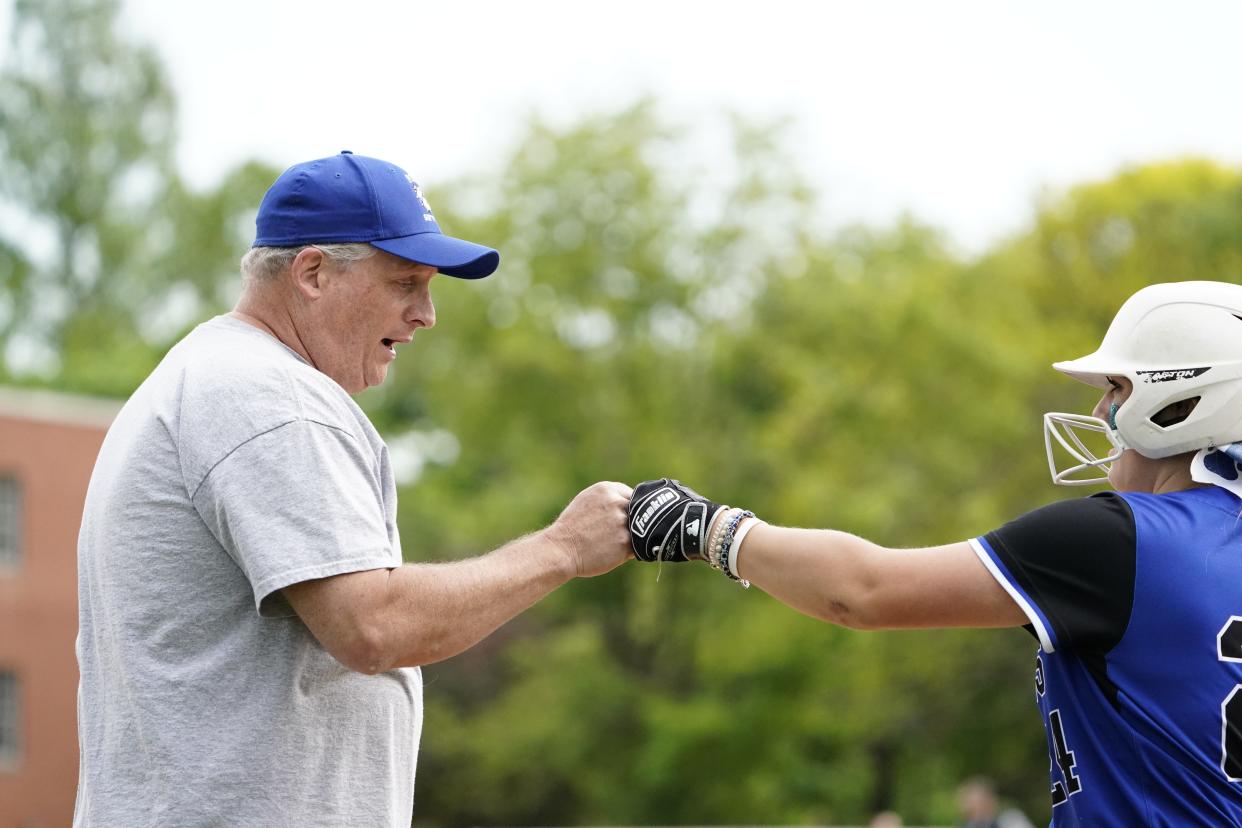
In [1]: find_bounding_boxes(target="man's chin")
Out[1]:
[329,363,389,395]
[363,365,390,392]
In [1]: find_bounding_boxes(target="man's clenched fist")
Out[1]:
[626,478,724,562]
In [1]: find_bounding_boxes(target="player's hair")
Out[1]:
[240,243,377,283]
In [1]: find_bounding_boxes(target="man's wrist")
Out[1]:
[534,525,581,582]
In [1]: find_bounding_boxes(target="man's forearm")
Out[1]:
[284,481,632,673]
[375,530,576,668]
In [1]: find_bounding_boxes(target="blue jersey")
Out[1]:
[972,486,1242,826]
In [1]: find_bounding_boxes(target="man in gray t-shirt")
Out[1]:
[74,152,633,827]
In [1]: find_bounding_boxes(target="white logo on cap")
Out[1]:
[404,173,435,216]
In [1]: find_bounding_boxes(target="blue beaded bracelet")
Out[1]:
[717,509,754,583]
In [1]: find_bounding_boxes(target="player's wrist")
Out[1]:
[727,516,762,581]
[703,506,734,564]
[701,508,761,586]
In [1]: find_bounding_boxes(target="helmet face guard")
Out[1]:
[1043,412,1125,486]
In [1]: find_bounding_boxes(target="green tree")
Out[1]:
[0,0,275,394]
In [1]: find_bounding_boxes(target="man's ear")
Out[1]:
[289,247,327,300]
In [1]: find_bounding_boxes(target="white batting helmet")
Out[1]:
[1045,281,1242,485]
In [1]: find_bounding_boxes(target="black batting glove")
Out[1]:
[627,478,724,562]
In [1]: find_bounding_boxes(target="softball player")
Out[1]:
[628,281,1242,825]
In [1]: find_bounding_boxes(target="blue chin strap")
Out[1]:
[1108,403,1120,431]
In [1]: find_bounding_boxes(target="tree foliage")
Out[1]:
[7,2,1242,824]
[0,0,276,394]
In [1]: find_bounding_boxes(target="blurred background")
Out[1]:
[2,0,1242,825]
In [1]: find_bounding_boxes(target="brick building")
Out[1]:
[0,387,118,828]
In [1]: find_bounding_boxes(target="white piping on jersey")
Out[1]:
[969,537,1056,653]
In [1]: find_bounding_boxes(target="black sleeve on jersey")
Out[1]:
[983,492,1136,655]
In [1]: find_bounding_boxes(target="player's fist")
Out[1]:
[627,478,724,562]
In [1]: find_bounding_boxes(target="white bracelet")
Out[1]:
[727,517,762,582]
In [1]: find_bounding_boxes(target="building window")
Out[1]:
[0,671,18,767]
[0,477,18,568]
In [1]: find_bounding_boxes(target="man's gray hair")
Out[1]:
[240,243,377,283]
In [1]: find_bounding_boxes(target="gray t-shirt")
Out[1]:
[75,315,422,827]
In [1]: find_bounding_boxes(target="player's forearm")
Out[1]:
[737,524,887,629]
[736,525,1028,630]
[623,479,1026,631]
[374,529,576,668]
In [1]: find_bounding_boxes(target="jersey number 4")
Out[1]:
[1037,655,1083,806]
[1047,708,1082,805]
[1218,616,1242,781]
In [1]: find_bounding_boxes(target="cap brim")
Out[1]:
[372,233,499,279]
[1052,352,1121,389]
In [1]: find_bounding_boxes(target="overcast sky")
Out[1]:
[7,0,1242,254]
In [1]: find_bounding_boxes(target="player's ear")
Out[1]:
[289,247,327,300]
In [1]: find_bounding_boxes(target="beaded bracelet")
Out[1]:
[704,507,735,567]
[715,509,754,586]
[727,517,761,584]
[708,508,739,569]
[714,510,744,572]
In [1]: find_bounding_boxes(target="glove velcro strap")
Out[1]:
[678,501,711,559]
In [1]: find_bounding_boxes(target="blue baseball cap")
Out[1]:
[253,151,499,279]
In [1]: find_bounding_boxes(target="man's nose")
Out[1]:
[411,293,435,329]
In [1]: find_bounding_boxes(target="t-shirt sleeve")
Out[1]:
[970,492,1136,654]
[192,419,397,618]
